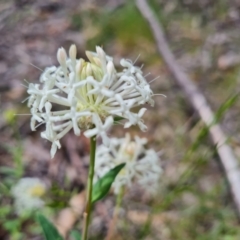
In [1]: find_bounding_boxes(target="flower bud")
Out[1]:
[69,44,77,61]
[78,61,104,82]
[57,47,67,66]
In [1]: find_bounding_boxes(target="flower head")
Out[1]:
[11,177,46,215]
[27,45,154,157]
[94,134,162,194]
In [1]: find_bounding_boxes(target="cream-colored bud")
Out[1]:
[125,142,136,156]
[57,47,67,66]
[77,60,104,81]
[85,51,95,64]
[93,57,101,67]
[76,59,84,75]
[107,61,115,77]
[86,63,92,77]
[69,44,77,61]
[91,64,103,81]
[96,46,106,60]
[80,64,87,80]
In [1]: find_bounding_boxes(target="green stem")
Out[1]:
[82,136,97,240]
[115,186,124,218]
[106,186,125,240]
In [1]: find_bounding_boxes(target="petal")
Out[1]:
[39,97,47,112]
[138,108,147,118]
[115,94,124,105]
[91,114,102,128]
[124,121,132,129]
[101,88,114,97]
[76,111,91,117]
[32,113,43,123]
[84,128,99,138]
[40,131,47,139]
[138,122,147,132]
[72,119,81,136]
[101,132,110,146]
[50,145,57,158]
[103,116,113,129]
[87,88,98,95]
[30,117,36,131]
[57,122,73,139]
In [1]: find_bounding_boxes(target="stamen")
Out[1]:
[21,96,30,103]
[35,121,45,129]
[24,79,30,85]
[20,84,28,88]
[144,72,151,78]
[14,114,32,116]
[133,54,141,64]
[148,76,160,84]
[152,94,167,98]
[29,63,43,72]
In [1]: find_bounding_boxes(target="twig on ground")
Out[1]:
[136,0,240,217]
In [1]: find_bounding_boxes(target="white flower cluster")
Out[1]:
[27,45,154,158]
[94,134,162,194]
[11,177,46,215]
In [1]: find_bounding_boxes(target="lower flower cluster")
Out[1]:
[94,134,162,194]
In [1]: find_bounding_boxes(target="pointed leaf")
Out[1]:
[113,116,125,124]
[92,163,125,203]
[37,214,63,240]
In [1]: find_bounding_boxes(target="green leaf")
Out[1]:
[92,163,126,203]
[0,182,10,194]
[0,205,11,217]
[113,116,125,124]
[37,214,63,240]
[3,219,21,231]
[214,94,238,123]
[70,230,82,240]
[0,167,18,175]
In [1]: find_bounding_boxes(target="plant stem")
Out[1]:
[82,136,97,240]
[106,186,124,240]
[115,186,124,218]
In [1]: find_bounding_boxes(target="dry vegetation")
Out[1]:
[1,0,240,239]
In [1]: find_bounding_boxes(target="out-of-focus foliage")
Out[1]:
[1,0,240,239]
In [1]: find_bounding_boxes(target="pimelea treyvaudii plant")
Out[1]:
[11,177,46,215]
[27,45,154,158]
[26,45,156,239]
[94,133,162,195]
